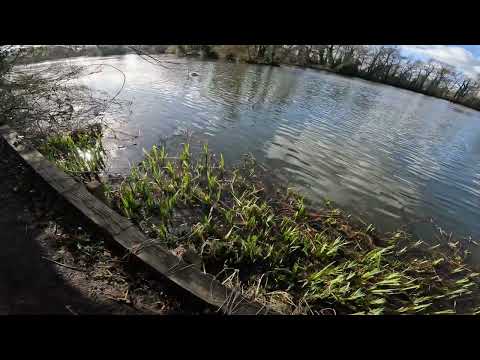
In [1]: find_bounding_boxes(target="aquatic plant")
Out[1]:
[108,143,480,315]
[39,125,106,181]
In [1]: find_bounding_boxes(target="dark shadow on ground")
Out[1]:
[0,141,139,314]
[1,137,212,315]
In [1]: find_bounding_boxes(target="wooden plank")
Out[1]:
[24,157,79,195]
[0,126,133,235]
[63,185,134,235]
[0,126,78,194]
[115,227,273,314]
[1,124,277,315]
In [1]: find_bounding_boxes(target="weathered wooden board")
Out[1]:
[116,226,272,314]
[0,126,78,194]
[0,124,276,315]
[63,185,134,235]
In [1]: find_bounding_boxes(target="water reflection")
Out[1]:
[66,54,480,252]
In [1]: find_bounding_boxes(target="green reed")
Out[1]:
[107,142,480,315]
[39,125,106,181]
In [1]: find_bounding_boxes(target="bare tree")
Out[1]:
[0,46,127,143]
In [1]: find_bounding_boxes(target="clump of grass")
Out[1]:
[108,142,480,315]
[39,124,106,181]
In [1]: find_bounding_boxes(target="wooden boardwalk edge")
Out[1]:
[0,124,277,315]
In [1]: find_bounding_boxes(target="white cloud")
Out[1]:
[400,45,480,79]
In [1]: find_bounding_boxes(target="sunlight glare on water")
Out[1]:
[58,54,480,253]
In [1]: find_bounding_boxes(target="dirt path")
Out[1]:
[0,141,209,315]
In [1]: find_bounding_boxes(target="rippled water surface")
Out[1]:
[68,54,480,246]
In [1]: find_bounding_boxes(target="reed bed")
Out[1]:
[102,142,480,315]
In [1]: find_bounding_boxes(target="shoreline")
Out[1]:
[300,64,480,112]
[107,143,480,314]
[0,130,206,314]
[30,125,480,314]
[5,45,480,315]
[1,124,273,314]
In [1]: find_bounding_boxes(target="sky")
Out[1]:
[399,45,480,79]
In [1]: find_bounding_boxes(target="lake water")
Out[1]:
[67,54,480,252]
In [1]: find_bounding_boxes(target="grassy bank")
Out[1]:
[40,131,480,314]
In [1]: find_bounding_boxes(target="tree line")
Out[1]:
[8,45,480,111]
[177,45,480,111]
[15,45,169,64]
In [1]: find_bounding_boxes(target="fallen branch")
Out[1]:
[127,46,174,70]
[41,256,86,272]
[65,305,78,315]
